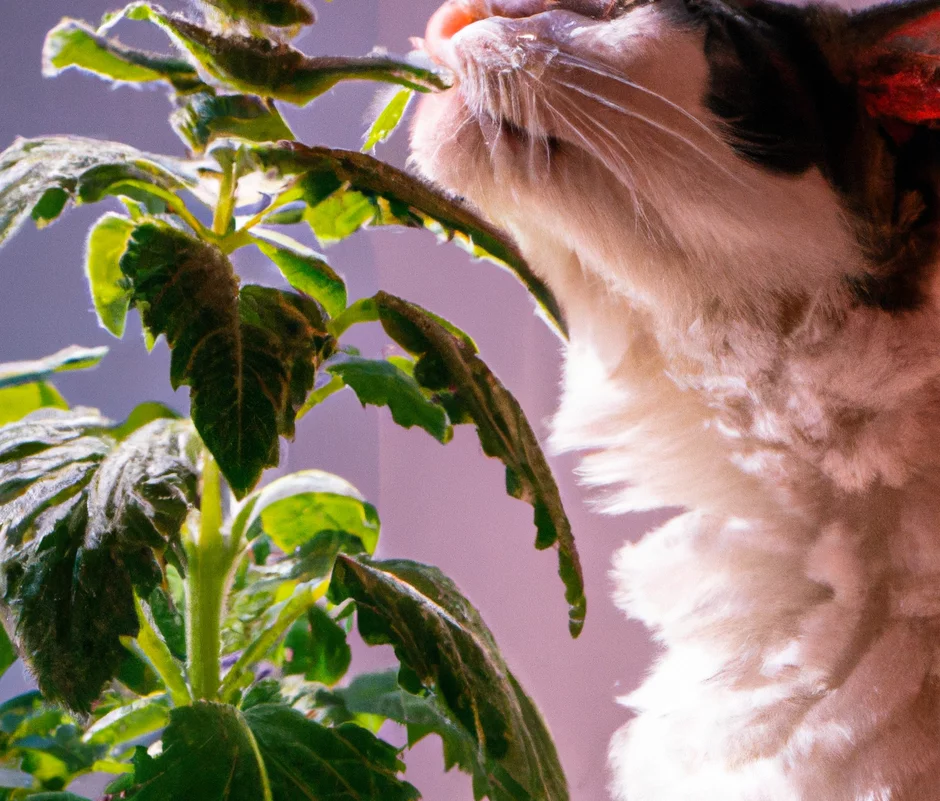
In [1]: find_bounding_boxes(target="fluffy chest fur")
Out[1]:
[410,0,940,797]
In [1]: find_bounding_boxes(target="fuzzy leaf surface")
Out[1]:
[200,0,315,27]
[329,557,569,801]
[241,143,566,335]
[172,93,294,153]
[117,3,450,104]
[0,137,195,248]
[120,701,419,800]
[328,356,451,443]
[374,293,585,636]
[42,19,203,92]
[0,408,198,710]
[120,222,334,496]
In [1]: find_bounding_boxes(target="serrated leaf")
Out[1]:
[251,229,346,317]
[0,347,108,391]
[0,384,68,428]
[42,19,204,93]
[321,670,517,797]
[82,695,169,750]
[282,604,351,685]
[200,0,315,27]
[373,293,585,636]
[172,93,294,154]
[0,137,196,247]
[120,701,419,801]
[239,470,380,554]
[328,356,452,443]
[364,89,413,151]
[240,143,566,335]
[85,214,135,337]
[120,222,335,496]
[115,3,451,105]
[0,408,199,710]
[329,557,569,801]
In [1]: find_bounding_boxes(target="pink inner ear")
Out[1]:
[858,9,940,128]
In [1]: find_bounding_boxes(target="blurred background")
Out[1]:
[0,2,669,797]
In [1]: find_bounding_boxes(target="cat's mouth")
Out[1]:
[424,0,623,67]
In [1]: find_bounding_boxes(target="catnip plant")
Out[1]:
[0,1,586,799]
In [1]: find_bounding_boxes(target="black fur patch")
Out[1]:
[678,0,940,312]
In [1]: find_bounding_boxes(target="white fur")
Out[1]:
[411,3,940,799]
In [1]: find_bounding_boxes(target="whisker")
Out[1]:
[536,46,727,146]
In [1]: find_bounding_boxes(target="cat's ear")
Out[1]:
[852,0,940,131]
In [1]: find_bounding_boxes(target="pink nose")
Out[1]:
[425,0,622,59]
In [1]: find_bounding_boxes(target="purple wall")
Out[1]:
[0,2,659,798]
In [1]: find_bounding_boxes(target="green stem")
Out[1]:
[213,161,237,236]
[128,596,192,707]
[327,297,380,339]
[219,580,329,704]
[185,452,233,702]
[298,373,345,420]
[111,180,211,239]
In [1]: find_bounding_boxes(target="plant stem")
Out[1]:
[327,297,380,338]
[129,596,192,707]
[112,180,211,239]
[213,161,237,236]
[297,373,345,420]
[218,580,329,703]
[185,451,232,702]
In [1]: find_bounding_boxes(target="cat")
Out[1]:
[410,0,940,798]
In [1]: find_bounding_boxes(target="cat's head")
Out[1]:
[410,0,940,324]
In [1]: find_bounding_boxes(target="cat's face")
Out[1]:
[411,0,940,325]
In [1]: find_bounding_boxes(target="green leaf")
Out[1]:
[241,144,566,335]
[305,191,376,245]
[364,89,413,151]
[282,604,351,685]
[374,293,585,636]
[241,470,380,554]
[121,702,419,801]
[328,356,452,444]
[85,214,135,337]
[120,222,335,496]
[0,691,104,791]
[27,794,92,800]
[0,347,107,391]
[172,93,294,154]
[82,695,169,750]
[115,3,451,105]
[42,19,204,93]
[0,384,68,428]
[329,557,569,801]
[0,408,200,711]
[0,625,15,681]
[200,0,315,28]
[251,229,346,317]
[321,670,523,796]
[0,137,196,248]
